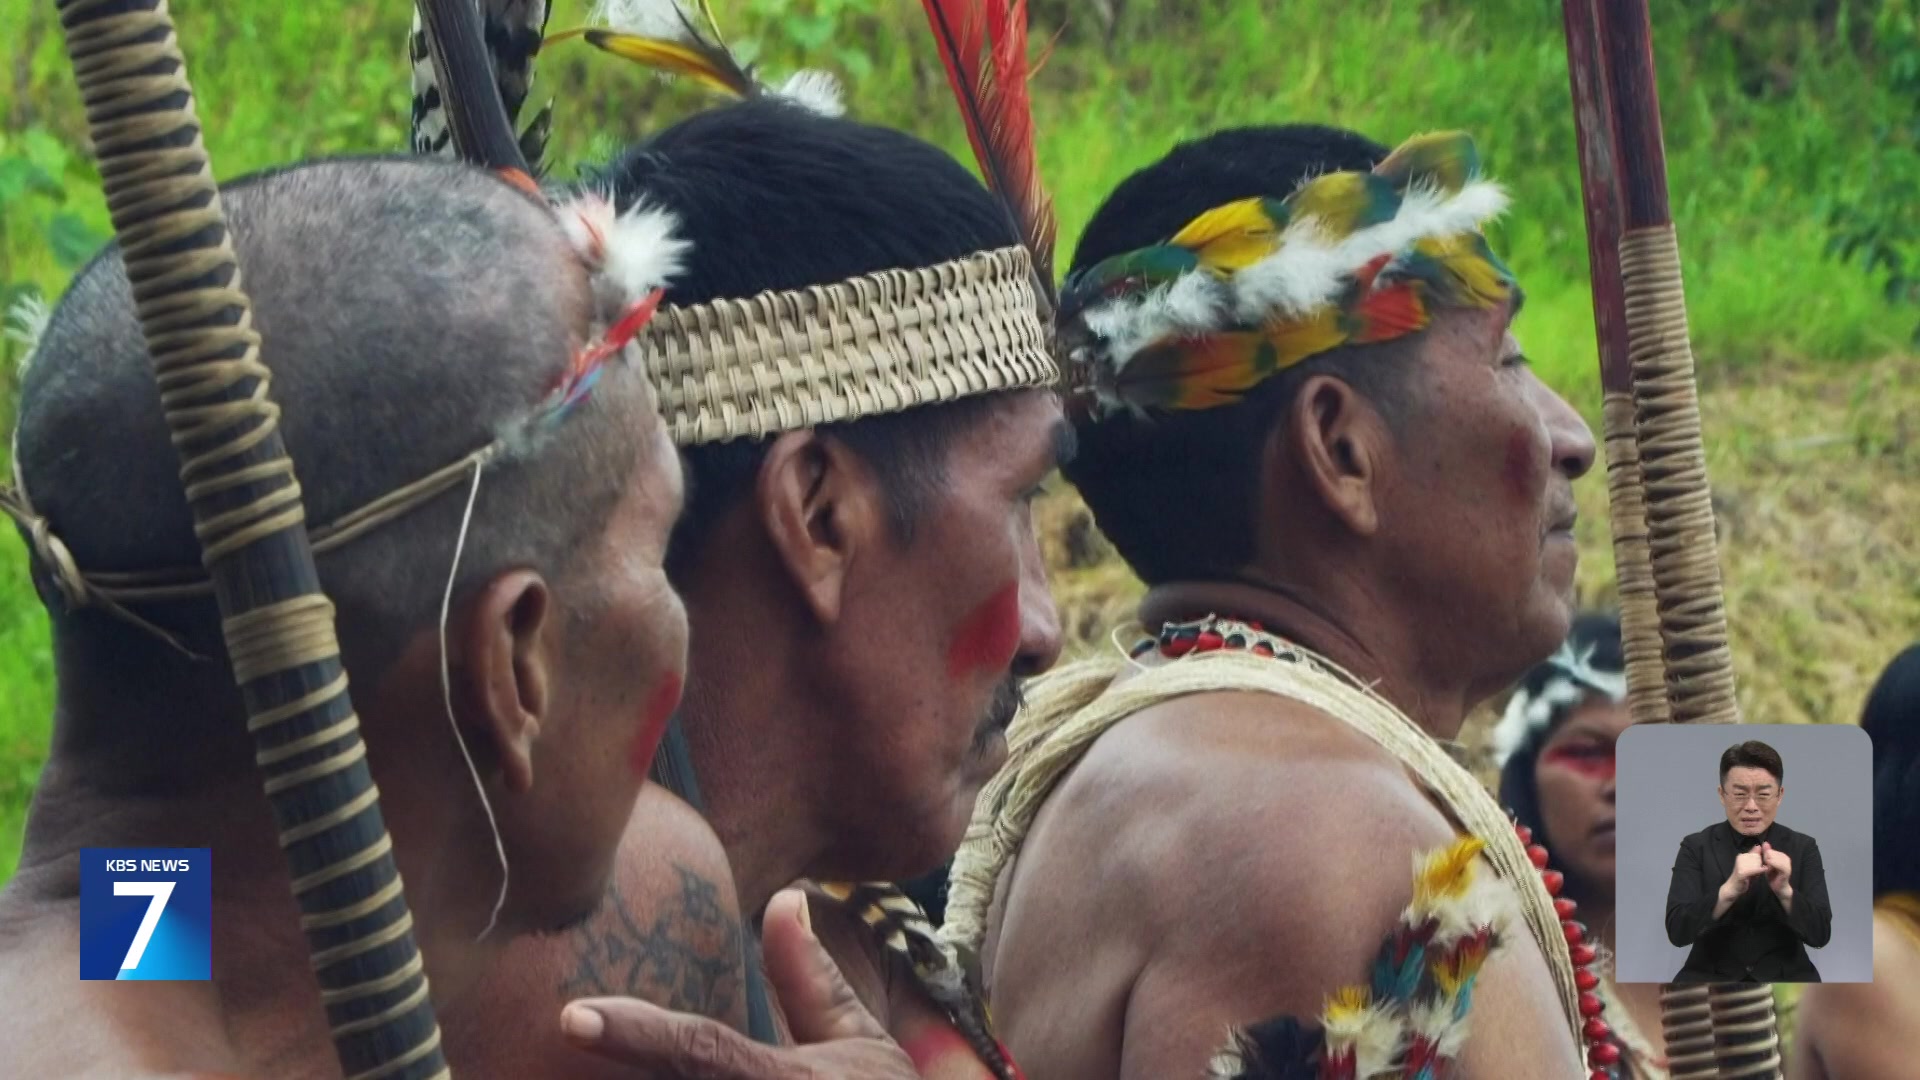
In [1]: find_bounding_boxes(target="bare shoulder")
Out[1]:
[536,785,745,1022]
[1061,688,1456,919]
[1801,909,1920,1013]
[1791,910,1920,1078]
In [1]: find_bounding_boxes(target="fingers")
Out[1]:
[563,998,796,1080]
[761,888,891,1045]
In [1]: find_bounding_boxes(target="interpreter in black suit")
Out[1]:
[1664,739,1832,983]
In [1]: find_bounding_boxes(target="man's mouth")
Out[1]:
[1546,508,1578,538]
[972,678,1026,752]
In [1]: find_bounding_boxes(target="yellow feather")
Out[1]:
[1260,309,1346,370]
[1413,837,1486,907]
[1283,171,1382,237]
[582,30,752,98]
[1167,198,1280,273]
[1322,985,1374,1032]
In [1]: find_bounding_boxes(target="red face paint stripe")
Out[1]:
[1542,745,1616,781]
[947,581,1022,680]
[630,671,684,778]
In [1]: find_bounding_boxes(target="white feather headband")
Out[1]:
[1057,131,1519,417]
[1490,639,1628,768]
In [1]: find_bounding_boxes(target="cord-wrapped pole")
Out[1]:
[1566,0,1782,1073]
[1708,984,1784,1078]
[1660,984,1720,1080]
[1595,0,1740,729]
[1560,0,1670,731]
[52,2,449,1077]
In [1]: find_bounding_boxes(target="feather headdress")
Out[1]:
[1490,636,1628,767]
[1060,132,1517,417]
[558,0,844,117]
[920,0,1059,316]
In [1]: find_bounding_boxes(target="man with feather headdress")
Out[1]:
[933,124,1613,1079]
[409,2,1068,1076]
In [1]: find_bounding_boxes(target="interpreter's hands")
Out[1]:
[1722,849,1767,902]
[1761,842,1793,898]
[560,888,919,1079]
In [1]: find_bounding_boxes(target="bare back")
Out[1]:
[983,690,1585,1079]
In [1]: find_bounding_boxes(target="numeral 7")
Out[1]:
[114,881,175,971]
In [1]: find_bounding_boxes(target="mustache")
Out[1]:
[972,677,1028,750]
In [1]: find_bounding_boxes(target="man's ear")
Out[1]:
[459,569,553,795]
[1278,373,1386,537]
[756,430,887,627]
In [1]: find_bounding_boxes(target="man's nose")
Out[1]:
[1012,556,1062,678]
[1537,378,1597,481]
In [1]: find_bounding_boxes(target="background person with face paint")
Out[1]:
[1493,612,1669,1079]
[1663,740,1832,983]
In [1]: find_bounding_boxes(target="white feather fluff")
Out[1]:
[1489,638,1629,767]
[591,0,696,39]
[1230,180,1508,323]
[1090,178,1510,386]
[775,69,845,117]
[4,293,51,375]
[552,191,689,311]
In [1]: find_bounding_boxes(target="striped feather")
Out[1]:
[408,0,553,172]
[818,881,1022,1080]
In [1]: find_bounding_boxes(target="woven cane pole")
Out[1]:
[1661,984,1720,1080]
[52,2,448,1077]
[1708,984,1784,1078]
[1560,0,1671,730]
[1597,0,1738,728]
[1590,0,1779,1074]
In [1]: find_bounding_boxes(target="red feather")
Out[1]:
[920,0,1057,308]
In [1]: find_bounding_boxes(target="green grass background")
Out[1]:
[2,0,1916,896]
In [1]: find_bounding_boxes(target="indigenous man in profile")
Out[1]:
[935,124,1612,1079]
[1665,739,1831,983]
[405,3,1069,1072]
[0,156,746,1078]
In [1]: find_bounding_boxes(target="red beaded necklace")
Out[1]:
[1137,616,1626,1079]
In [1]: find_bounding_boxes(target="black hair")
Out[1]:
[583,99,1021,575]
[1719,740,1785,788]
[1498,611,1624,898]
[1060,124,1424,584]
[1864,643,1920,896]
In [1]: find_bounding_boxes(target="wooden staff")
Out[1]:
[1562,0,1782,1076]
[52,1,449,1076]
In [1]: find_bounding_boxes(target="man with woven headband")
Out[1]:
[551,93,1070,1080]
[934,124,1606,1079]
[402,3,1070,1075]
[0,157,752,1077]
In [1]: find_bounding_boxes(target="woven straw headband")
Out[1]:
[1,244,1057,651]
[644,245,1057,445]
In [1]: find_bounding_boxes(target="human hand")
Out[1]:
[560,888,918,1078]
[1722,849,1767,901]
[1761,842,1793,897]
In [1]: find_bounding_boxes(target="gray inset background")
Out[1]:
[1614,723,1873,984]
